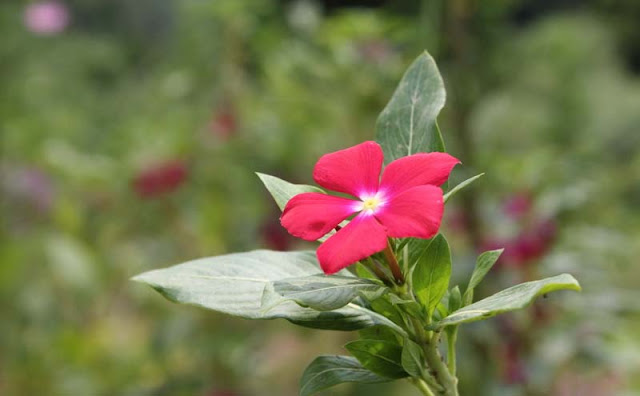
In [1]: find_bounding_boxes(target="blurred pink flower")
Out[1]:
[24,1,70,35]
[132,160,188,199]
[1,165,54,212]
[502,192,532,219]
[209,107,237,140]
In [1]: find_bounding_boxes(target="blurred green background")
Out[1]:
[1,1,639,395]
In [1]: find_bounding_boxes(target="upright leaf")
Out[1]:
[464,249,504,304]
[345,339,407,379]
[299,355,390,396]
[443,173,484,203]
[133,250,381,331]
[376,51,446,164]
[412,234,452,317]
[256,172,323,211]
[270,275,387,311]
[437,274,582,327]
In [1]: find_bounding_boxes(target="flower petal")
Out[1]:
[317,214,388,274]
[375,185,444,239]
[313,141,383,198]
[281,193,358,241]
[379,152,460,197]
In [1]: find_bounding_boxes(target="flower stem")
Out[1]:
[383,240,405,285]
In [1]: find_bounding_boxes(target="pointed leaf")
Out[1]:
[376,51,446,164]
[133,250,380,331]
[401,339,425,378]
[412,234,452,317]
[464,249,504,304]
[437,274,581,327]
[299,355,390,396]
[345,339,407,379]
[443,173,484,203]
[271,275,387,311]
[256,172,323,211]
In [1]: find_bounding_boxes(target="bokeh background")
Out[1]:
[1,1,639,395]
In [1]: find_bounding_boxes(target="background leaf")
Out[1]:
[345,339,407,379]
[437,274,582,327]
[299,355,390,396]
[271,275,386,311]
[412,234,452,317]
[375,51,446,164]
[133,250,381,331]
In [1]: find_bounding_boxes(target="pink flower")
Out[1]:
[24,1,70,35]
[281,141,459,274]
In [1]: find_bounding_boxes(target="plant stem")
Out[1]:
[446,328,458,376]
[412,378,436,396]
[383,240,405,285]
[422,332,459,396]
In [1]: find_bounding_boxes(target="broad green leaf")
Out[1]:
[443,173,484,203]
[133,250,380,331]
[412,234,452,317]
[299,355,390,396]
[464,249,504,304]
[270,275,387,311]
[401,339,425,378]
[345,339,407,379]
[437,274,582,327]
[359,325,399,344]
[375,51,446,164]
[256,172,323,211]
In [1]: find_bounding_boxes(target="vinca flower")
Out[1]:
[281,141,459,274]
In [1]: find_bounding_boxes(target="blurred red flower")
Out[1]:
[132,160,187,199]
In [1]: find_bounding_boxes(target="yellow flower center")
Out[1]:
[362,197,381,211]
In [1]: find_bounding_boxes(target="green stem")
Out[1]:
[447,328,458,376]
[422,332,459,396]
[412,378,436,396]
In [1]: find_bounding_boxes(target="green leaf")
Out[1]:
[412,234,452,317]
[437,274,582,327]
[401,339,425,378]
[270,275,387,311]
[448,286,463,313]
[368,295,406,327]
[256,172,323,211]
[133,250,381,331]
[388,294,424,319]
[299,355,390,396]
[443,173,484,203]
[345,339,407,379]
[464,249,504,304]
[375,51,446,164]
[359,325,399,344]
